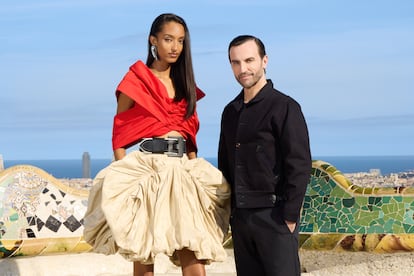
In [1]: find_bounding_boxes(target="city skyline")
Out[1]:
[1,1,413,160]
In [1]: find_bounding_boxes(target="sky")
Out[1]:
[1,0,413,160]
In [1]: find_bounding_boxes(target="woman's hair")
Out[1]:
[146,13,196,119]
[228,35,266,60]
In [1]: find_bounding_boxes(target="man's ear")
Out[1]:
[263,54,269,69]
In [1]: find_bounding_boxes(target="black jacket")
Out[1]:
[218,80,311,222]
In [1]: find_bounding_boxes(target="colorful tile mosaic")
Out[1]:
[0,165,91,257]
[2,161,414,258]
[300,160,414,235]
[299,160,414,252]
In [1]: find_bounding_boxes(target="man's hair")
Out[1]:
[228,35,266,60]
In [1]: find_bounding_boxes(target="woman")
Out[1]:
[83,13,231,276]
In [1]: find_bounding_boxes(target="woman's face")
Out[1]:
[151,21,185,64]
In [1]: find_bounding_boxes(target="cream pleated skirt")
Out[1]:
[83,151,231,265]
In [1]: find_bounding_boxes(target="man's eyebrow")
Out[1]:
[231,56,255,62]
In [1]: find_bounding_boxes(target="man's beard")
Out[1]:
[237,71,262,89]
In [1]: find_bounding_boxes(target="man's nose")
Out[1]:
[240,62,247,72]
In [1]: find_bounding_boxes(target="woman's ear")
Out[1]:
[149,35,157,46]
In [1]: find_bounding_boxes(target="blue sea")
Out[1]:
[3,156,414,179]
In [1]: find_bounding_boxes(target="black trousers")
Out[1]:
[230,207,300,276]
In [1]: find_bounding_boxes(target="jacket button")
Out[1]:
[235,143,240,149]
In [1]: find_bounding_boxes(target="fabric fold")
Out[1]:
[112,60,203,151]
[83,151,231,265]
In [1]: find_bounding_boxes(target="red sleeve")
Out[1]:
[196,87,205,100]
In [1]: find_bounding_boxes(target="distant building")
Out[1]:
[369,168,381,176]
[82,152,91,178]
[0,154,3,172]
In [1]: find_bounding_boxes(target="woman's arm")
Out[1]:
[113,92,135,161]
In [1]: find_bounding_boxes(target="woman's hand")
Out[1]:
[187,151,196,160]
[114,148,126,161]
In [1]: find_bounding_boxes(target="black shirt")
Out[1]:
[218,80,312,222]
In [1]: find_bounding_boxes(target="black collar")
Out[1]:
[233,79,274,111]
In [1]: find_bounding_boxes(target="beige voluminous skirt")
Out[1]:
[83,151,231,265]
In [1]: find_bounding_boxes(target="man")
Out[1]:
[218,35,311,276]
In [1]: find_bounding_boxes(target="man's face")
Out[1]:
[229,40,267,89]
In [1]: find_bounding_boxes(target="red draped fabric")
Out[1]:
[112,60,205,151]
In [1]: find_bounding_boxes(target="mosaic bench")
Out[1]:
[2,161,414,258]
[300,160,414,252]
[0,165,91,257]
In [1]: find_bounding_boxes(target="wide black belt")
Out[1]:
[137,137,186,157]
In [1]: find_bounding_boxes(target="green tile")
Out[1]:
[367,224,384,233]
[342,198,355,208]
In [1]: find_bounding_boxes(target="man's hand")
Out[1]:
[285,220,296,233]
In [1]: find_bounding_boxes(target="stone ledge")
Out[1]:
[0,250,237,276]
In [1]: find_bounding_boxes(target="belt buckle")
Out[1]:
[165,136,185,157]
[137,138,154,154]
